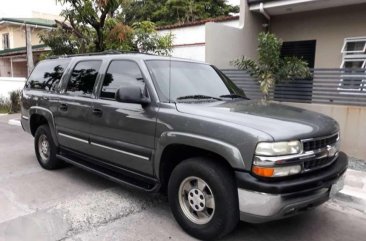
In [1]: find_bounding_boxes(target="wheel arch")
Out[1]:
[155,132,245,191]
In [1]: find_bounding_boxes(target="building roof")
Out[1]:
[0,18,56,28]
[0,44,49,57]
[156,15,239,30]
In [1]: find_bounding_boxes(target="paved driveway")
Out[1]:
[1,114,366,241]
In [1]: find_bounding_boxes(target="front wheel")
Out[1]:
[168,157,239,240]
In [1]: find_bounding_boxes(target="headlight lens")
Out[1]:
[255,141,303,156]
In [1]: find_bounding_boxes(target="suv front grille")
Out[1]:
[302,133,339,152]
[303,156,334,170]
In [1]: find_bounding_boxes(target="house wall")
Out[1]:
[0,26,44,50]
[0,59,11,77]
[205,0,265,68]
[271,4,366,68]
[158,20,239,62]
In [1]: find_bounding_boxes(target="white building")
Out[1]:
[158,16,240,62]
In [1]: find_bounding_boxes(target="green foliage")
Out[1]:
[123,0,239,26]
[9,90,21,113]
[40,0,173,56]
[132,21,173,55]
[0,97,11,114]
[232,32,311,100]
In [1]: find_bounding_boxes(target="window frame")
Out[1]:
[65,59,103,98]
[341,37,366,54]
[2,33,9,49]
[97,59,149,101]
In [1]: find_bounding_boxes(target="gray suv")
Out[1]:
[21,53,348,240]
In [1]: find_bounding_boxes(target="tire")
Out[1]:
[168,157,239,240]
[34,124,63,170]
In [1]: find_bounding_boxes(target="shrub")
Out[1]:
[0,97,11,114]
[8,90,21,114]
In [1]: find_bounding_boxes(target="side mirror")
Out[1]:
[116,85,150,105]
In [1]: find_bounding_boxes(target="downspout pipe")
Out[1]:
[259,2,271,20]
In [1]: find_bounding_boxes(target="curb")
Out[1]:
[8,118,21,127]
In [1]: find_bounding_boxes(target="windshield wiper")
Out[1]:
[219,94,250,100]
[176,95,223,101]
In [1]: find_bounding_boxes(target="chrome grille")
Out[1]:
[302,133,339,152]
[303,156,334,170]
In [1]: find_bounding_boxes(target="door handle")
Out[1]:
[59,103,68,111]
[92,108,103,117]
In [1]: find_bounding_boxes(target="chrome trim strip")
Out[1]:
[90,142,150,161]
[21,115,29,120]
[58,132,89,144]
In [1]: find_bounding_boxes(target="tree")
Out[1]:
[232,32,311,100]
[123,0,239,26]
[40,0,173,55]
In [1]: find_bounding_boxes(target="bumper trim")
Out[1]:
[238,187,330,223]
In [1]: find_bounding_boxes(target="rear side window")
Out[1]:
[100,60,145,99]
[26,59,70,91]
[66,60,102,97]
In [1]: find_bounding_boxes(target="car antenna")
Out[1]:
[169,53,172,103]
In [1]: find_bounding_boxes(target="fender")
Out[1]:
[154,131,245,178]
[29,106,59,146]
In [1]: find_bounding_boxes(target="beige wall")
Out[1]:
[0,26,44,50]
[271,4,366,68]
[283,102,366,160]
[206,0,265,68]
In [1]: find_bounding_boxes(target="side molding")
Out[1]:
[154,131,245,177]
[29,106,59,146]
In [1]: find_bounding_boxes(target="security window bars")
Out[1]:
[2,33,9,49]
[340,37,366,93]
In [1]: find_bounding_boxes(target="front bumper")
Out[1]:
[237,152,348,223]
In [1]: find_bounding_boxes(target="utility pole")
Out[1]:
[25,24,34,77]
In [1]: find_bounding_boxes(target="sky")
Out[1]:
[0,0,241,18]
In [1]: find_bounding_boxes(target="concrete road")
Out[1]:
[1,114,366,241]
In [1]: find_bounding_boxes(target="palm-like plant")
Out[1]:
[232,32,311,100]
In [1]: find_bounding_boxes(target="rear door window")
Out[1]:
[26,59,70,91]
[66,60,102,97]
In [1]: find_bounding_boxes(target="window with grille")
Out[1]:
[340,37,366,93]
[2,33,9,49]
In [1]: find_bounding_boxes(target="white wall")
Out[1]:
[158,20,240,62]
[0,78,26,99]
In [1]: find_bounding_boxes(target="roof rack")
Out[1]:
[46,50,154,59]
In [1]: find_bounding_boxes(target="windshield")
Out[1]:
[145,60,245,102]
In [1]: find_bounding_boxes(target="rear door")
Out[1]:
[55,60,102,154]
[88,60,158,176]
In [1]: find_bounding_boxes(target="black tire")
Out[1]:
[34,124,63,170]
[168,157,239,240]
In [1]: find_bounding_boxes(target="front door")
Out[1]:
[55,60,102,154]
[88,60,158,176]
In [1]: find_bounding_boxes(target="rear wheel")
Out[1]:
[168,157,239,240]
[34,124,63,170]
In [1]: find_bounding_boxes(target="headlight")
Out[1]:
[252,165,302,177]
[255,141,303,156]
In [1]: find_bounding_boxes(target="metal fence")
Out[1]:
[222,68,366,106]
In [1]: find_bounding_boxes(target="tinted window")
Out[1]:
[26,59,70,91]
[146,60,244,101]
[100,61,144,99]
[67,61,102,97]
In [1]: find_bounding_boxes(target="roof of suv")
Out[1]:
[47,52,205,64]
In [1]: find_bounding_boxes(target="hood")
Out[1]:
[175,100,339,141]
